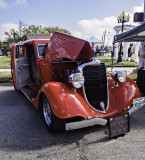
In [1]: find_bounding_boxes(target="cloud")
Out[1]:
[72,16,117,45]
[0,0,7,8]
[0,23,18,41]
[16,0,27,6]
[132,3,144,13]
[72,3,144,46]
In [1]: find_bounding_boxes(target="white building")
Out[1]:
[114,24,140,62]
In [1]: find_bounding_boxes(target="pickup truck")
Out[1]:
[11,32,144,137]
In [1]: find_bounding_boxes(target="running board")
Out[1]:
[21,86,38,101]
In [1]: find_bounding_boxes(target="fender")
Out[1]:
[107,77,140,114]
[32,77,140,120]
[32,82,94,119]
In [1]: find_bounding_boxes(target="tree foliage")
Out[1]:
[0,20,71,54]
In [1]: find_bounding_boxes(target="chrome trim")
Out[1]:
[132,97,145,108]
[125,97,145,112]
[43,98,52,126]
[69,73,85,89]
[65,117,107,131]
[21,88,31,101]
[111,70,127,83]
[78,59,109,114]
[125,106,131,112]
[78,59,101,73]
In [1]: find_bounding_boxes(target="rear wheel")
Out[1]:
[42,95,65,132]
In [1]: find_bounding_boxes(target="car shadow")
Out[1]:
[0,87,111,152]
[1,84,144,153]
[129,104,145,129]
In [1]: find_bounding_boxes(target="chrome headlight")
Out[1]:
[111,70,127,83]
[69,73,85,89]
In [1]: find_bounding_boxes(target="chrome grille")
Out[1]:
[83,64,108,112]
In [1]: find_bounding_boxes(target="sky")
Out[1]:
[0,0,144,45]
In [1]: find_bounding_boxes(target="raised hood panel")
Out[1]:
[45,32,92,61]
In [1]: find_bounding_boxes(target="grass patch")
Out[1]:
[107,71,137,81]
[107,72,137,81]
[96,56,137,67]
[0,72,12,83]
[127,73,137,81]
[107,71,111,77]
[0,55,11,69]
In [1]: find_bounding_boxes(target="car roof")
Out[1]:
[23,39,50,45]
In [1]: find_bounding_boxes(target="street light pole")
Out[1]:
[117,11,130,63]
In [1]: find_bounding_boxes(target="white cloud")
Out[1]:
[73,31,83,38]
[0,0,7,8]
[16,0,27,6]
[132,4,144,13]
[72,4,144,46]
[72,16,117,45]
[0,23,18,41]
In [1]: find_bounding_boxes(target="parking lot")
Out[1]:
[0,83,145,160]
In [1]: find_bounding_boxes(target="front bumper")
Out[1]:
[65,97,145,131]
[133,97,145,108]
[65,117,107,131]
[126,97,145,111]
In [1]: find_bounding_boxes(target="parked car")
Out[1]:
[11,32,144,137]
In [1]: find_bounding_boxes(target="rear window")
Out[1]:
[37,44,47,58]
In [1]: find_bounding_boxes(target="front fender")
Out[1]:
[32,77,140,120]
[32,82,93,119]
[107,77,140,114]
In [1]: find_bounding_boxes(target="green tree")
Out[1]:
[44,26,71,35]
[3,21,71,52]
[1,40,10,56]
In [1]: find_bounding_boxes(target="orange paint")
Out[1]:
[11,32,140,125]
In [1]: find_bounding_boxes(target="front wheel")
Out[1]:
[42,95,65,132]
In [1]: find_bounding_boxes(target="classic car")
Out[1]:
[11,32,144,136]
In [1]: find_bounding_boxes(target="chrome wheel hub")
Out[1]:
[43,99,51,126]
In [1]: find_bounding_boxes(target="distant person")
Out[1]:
[138,41,145,69]
[104,46,107,56]
[128,44,133,58]
[91,42,95,57]
[100,46,104,55]
[121,46,124,56]
[0,50,2,55]
[95,45,99,57]
[107,47,110,56]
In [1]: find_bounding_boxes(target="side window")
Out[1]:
[15,45,24,59]
[37,44,47,58]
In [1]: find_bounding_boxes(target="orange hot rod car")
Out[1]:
[11,32,145,136]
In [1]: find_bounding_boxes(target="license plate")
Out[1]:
[108,113,130,138]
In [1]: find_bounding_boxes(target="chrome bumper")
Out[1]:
[125,97,145,112]
[132,97,145,108]
[65,117,107,131]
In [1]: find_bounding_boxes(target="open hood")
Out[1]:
[114,22,145,43]
[45,32,92,61]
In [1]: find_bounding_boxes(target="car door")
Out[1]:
[13,44,30,90]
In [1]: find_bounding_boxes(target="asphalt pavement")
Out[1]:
[0,83,145,160]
